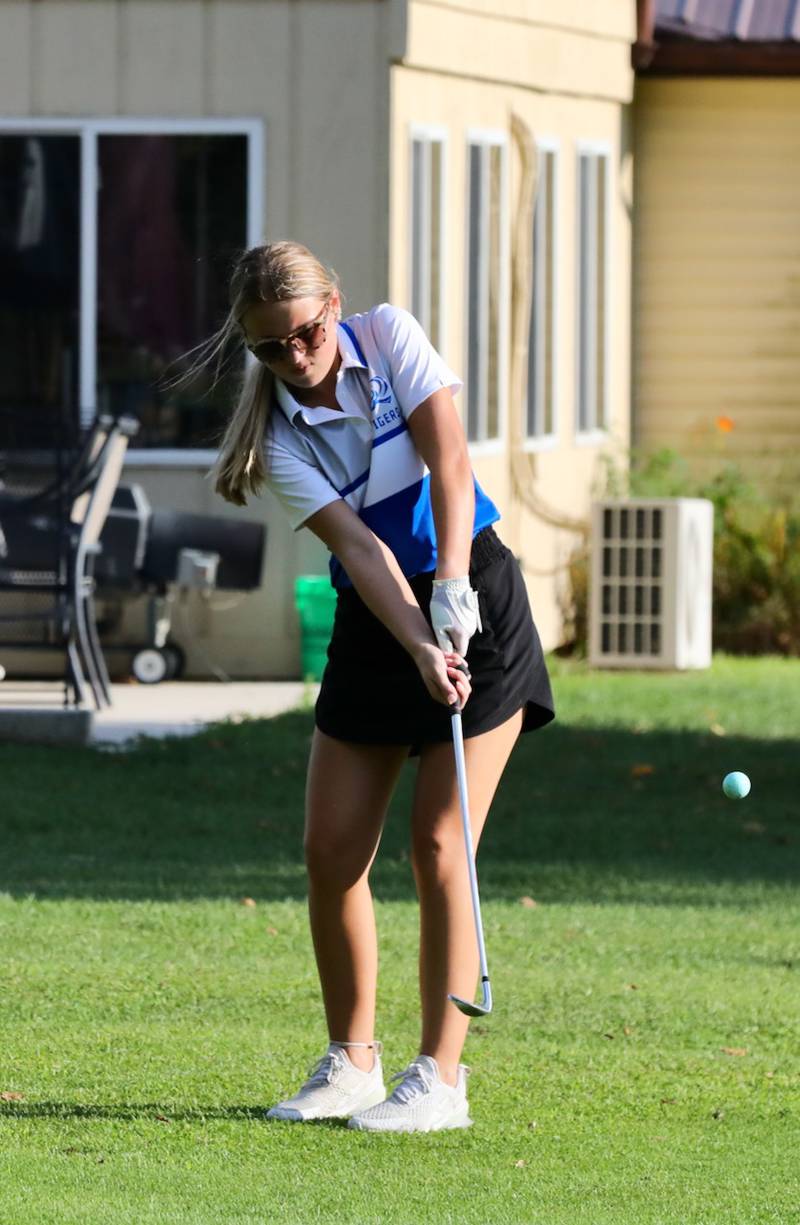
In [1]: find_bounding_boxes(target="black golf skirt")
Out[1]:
[314,526,555,753]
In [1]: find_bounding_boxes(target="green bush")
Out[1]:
[559,449,800,657]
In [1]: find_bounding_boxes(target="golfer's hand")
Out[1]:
[430,577,482,655]
[414,644,472,709]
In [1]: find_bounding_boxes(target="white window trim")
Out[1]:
[524,137,560,454]
[574,140,611,445]
[0,115,265,465]
[408,124,448,360]
[464,128,509,459]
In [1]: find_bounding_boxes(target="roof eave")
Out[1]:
[635,38,800,77]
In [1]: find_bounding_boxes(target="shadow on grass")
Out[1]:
[0,709,796,905]
[0,1101,351,1126]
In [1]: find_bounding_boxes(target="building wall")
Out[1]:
[633,77,800,497]
[391,0,635,648]
[1,0,637,675]
[0,0,399,677]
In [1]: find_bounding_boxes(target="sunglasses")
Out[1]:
[245,304,331,364]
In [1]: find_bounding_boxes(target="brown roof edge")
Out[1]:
[638,39,800,76]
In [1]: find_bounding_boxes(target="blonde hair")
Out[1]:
[191,241,339,505]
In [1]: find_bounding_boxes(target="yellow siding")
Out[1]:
[634,78,800,495]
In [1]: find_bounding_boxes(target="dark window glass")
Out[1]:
[429,140,442,350]
[0,135,80,445]
[466,144,482,441]
[97,134,247,448]
[410,139,425,328]
[527,148,555,438]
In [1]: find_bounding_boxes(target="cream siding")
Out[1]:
[633,78,800,495]
[405,1,633,99]
[392,3,635,648]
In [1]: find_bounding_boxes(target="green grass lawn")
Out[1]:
[1,655,798,1224]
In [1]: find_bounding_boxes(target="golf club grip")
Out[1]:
[450,660,469,713]
[450,710,490,983]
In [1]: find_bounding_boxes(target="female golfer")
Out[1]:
[209,240,554,1132]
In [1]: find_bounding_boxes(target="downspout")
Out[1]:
[633,0,657,68]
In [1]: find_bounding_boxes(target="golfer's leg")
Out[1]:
[410,711,523,1086]
[305,730,408,1072]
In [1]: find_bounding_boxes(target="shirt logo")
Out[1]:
[369,376,393,410]
[369,376,402,431]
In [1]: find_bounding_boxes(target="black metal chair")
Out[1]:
[0,414,139,708]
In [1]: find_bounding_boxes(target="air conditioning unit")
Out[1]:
[589,498,714,670]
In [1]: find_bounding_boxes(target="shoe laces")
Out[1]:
[387,1059,437,1105]
[305,1047,347,1089]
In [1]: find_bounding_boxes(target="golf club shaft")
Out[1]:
[450,708,490,986]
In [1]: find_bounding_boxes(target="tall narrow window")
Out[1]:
[466,135,507,444]
[409,131,445,351]
[527,145,557,441]
[577,149,609,434]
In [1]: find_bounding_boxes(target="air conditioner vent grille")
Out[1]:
[589,498,713,671]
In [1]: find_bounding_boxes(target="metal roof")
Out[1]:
[655,0,800,43]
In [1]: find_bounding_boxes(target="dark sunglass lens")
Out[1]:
[295,321,325,350]
[253,340,284,362]
[250,315,327,363]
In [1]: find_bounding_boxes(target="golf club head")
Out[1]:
[448,978,493,1017]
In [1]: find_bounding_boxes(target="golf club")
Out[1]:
[447,696,493,1017]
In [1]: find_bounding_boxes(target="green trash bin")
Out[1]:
[294,575,337,681]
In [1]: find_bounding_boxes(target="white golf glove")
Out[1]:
[430,577,482,655]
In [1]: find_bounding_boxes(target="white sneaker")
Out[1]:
[267,1043,386,1122]
[347,1055,472,1133]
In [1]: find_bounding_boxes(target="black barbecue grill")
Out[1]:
[95,484,266,683]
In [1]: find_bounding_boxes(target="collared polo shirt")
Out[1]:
[263,303,499,586]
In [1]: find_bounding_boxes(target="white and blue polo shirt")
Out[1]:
[263,303,500,588]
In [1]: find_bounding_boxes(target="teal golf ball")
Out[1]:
[722,771,751,799]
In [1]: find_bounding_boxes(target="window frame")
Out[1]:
[524,137,560,454]
[408,123,448,358]
[0,115,264,465]
[464,128,509,458]
[575,140,611,447]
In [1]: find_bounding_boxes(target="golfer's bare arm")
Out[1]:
[405,388,474,581]
[304,501,437,664]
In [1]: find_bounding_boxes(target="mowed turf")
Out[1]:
[0,655,798,1224]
